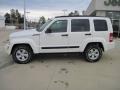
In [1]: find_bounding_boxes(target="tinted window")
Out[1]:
[49,20,67,33]
[94,20,108,31]
[71,19,90,32]
[38,20,52,32]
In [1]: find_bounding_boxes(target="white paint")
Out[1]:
[5,17,114,55]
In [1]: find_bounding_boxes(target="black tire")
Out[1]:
[12,45,33,64]
[84,45,102,63]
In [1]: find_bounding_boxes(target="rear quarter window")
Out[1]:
[94,20,108,31]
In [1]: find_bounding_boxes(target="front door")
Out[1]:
[40,20,69,53]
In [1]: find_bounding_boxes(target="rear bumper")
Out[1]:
[105,42,115,51]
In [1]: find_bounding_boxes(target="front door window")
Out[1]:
[48,20,67,33]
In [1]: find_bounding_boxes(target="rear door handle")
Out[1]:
[61,34,68,36]
[85,33,92,36]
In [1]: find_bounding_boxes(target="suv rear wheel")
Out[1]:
[12,45,33,64]
[84,45,102,63]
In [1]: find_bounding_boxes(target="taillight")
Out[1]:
[109,33,113,42]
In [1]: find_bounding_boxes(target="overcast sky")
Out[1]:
[0,0,91,21]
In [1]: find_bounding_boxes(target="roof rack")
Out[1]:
[55,16,106,18]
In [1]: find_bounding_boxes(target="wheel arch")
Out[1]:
[11,43,34,54]
[84,42,104,52]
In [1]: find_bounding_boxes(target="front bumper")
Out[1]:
[4,43,11,55]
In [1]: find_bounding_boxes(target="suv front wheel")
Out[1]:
[84,45,102,63]
[12,45,33,64]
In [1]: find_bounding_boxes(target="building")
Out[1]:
[83,0,120,37]
[0,15,5,30]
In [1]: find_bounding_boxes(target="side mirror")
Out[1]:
[45,28,52,33]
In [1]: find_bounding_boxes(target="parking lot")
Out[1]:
[0,30,120,90]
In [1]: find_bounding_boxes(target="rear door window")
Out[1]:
[71,19,90,32]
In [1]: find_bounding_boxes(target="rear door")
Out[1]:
[68,18,91,52]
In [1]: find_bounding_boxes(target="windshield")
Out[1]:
[36,20,52,32]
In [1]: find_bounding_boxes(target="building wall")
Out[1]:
[0,16,5,30]
[96,11,106,16]
[84,0,120,16]
[83,0,96,15]
[95,0,120,11]
[84,0,120,37]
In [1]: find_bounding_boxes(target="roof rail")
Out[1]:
[55,15,106,18]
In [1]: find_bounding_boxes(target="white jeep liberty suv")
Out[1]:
[5,16,115,64]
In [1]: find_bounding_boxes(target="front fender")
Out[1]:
[9,38,39,54]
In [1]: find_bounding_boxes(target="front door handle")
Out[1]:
[85,33,92,36]
[61,34,68,36]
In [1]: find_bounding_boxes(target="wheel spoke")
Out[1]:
[23,54,28,58]
[16,55,22,60]
[17,50,22,54]
[22,56,26,61]
[91,55,95,59]
[22,49,26,54]
[88,53,92,57]
[90,49,94,52]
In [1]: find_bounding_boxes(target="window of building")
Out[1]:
[94,20,108,31]
[106,12,120,19]
[71,19,90,32]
